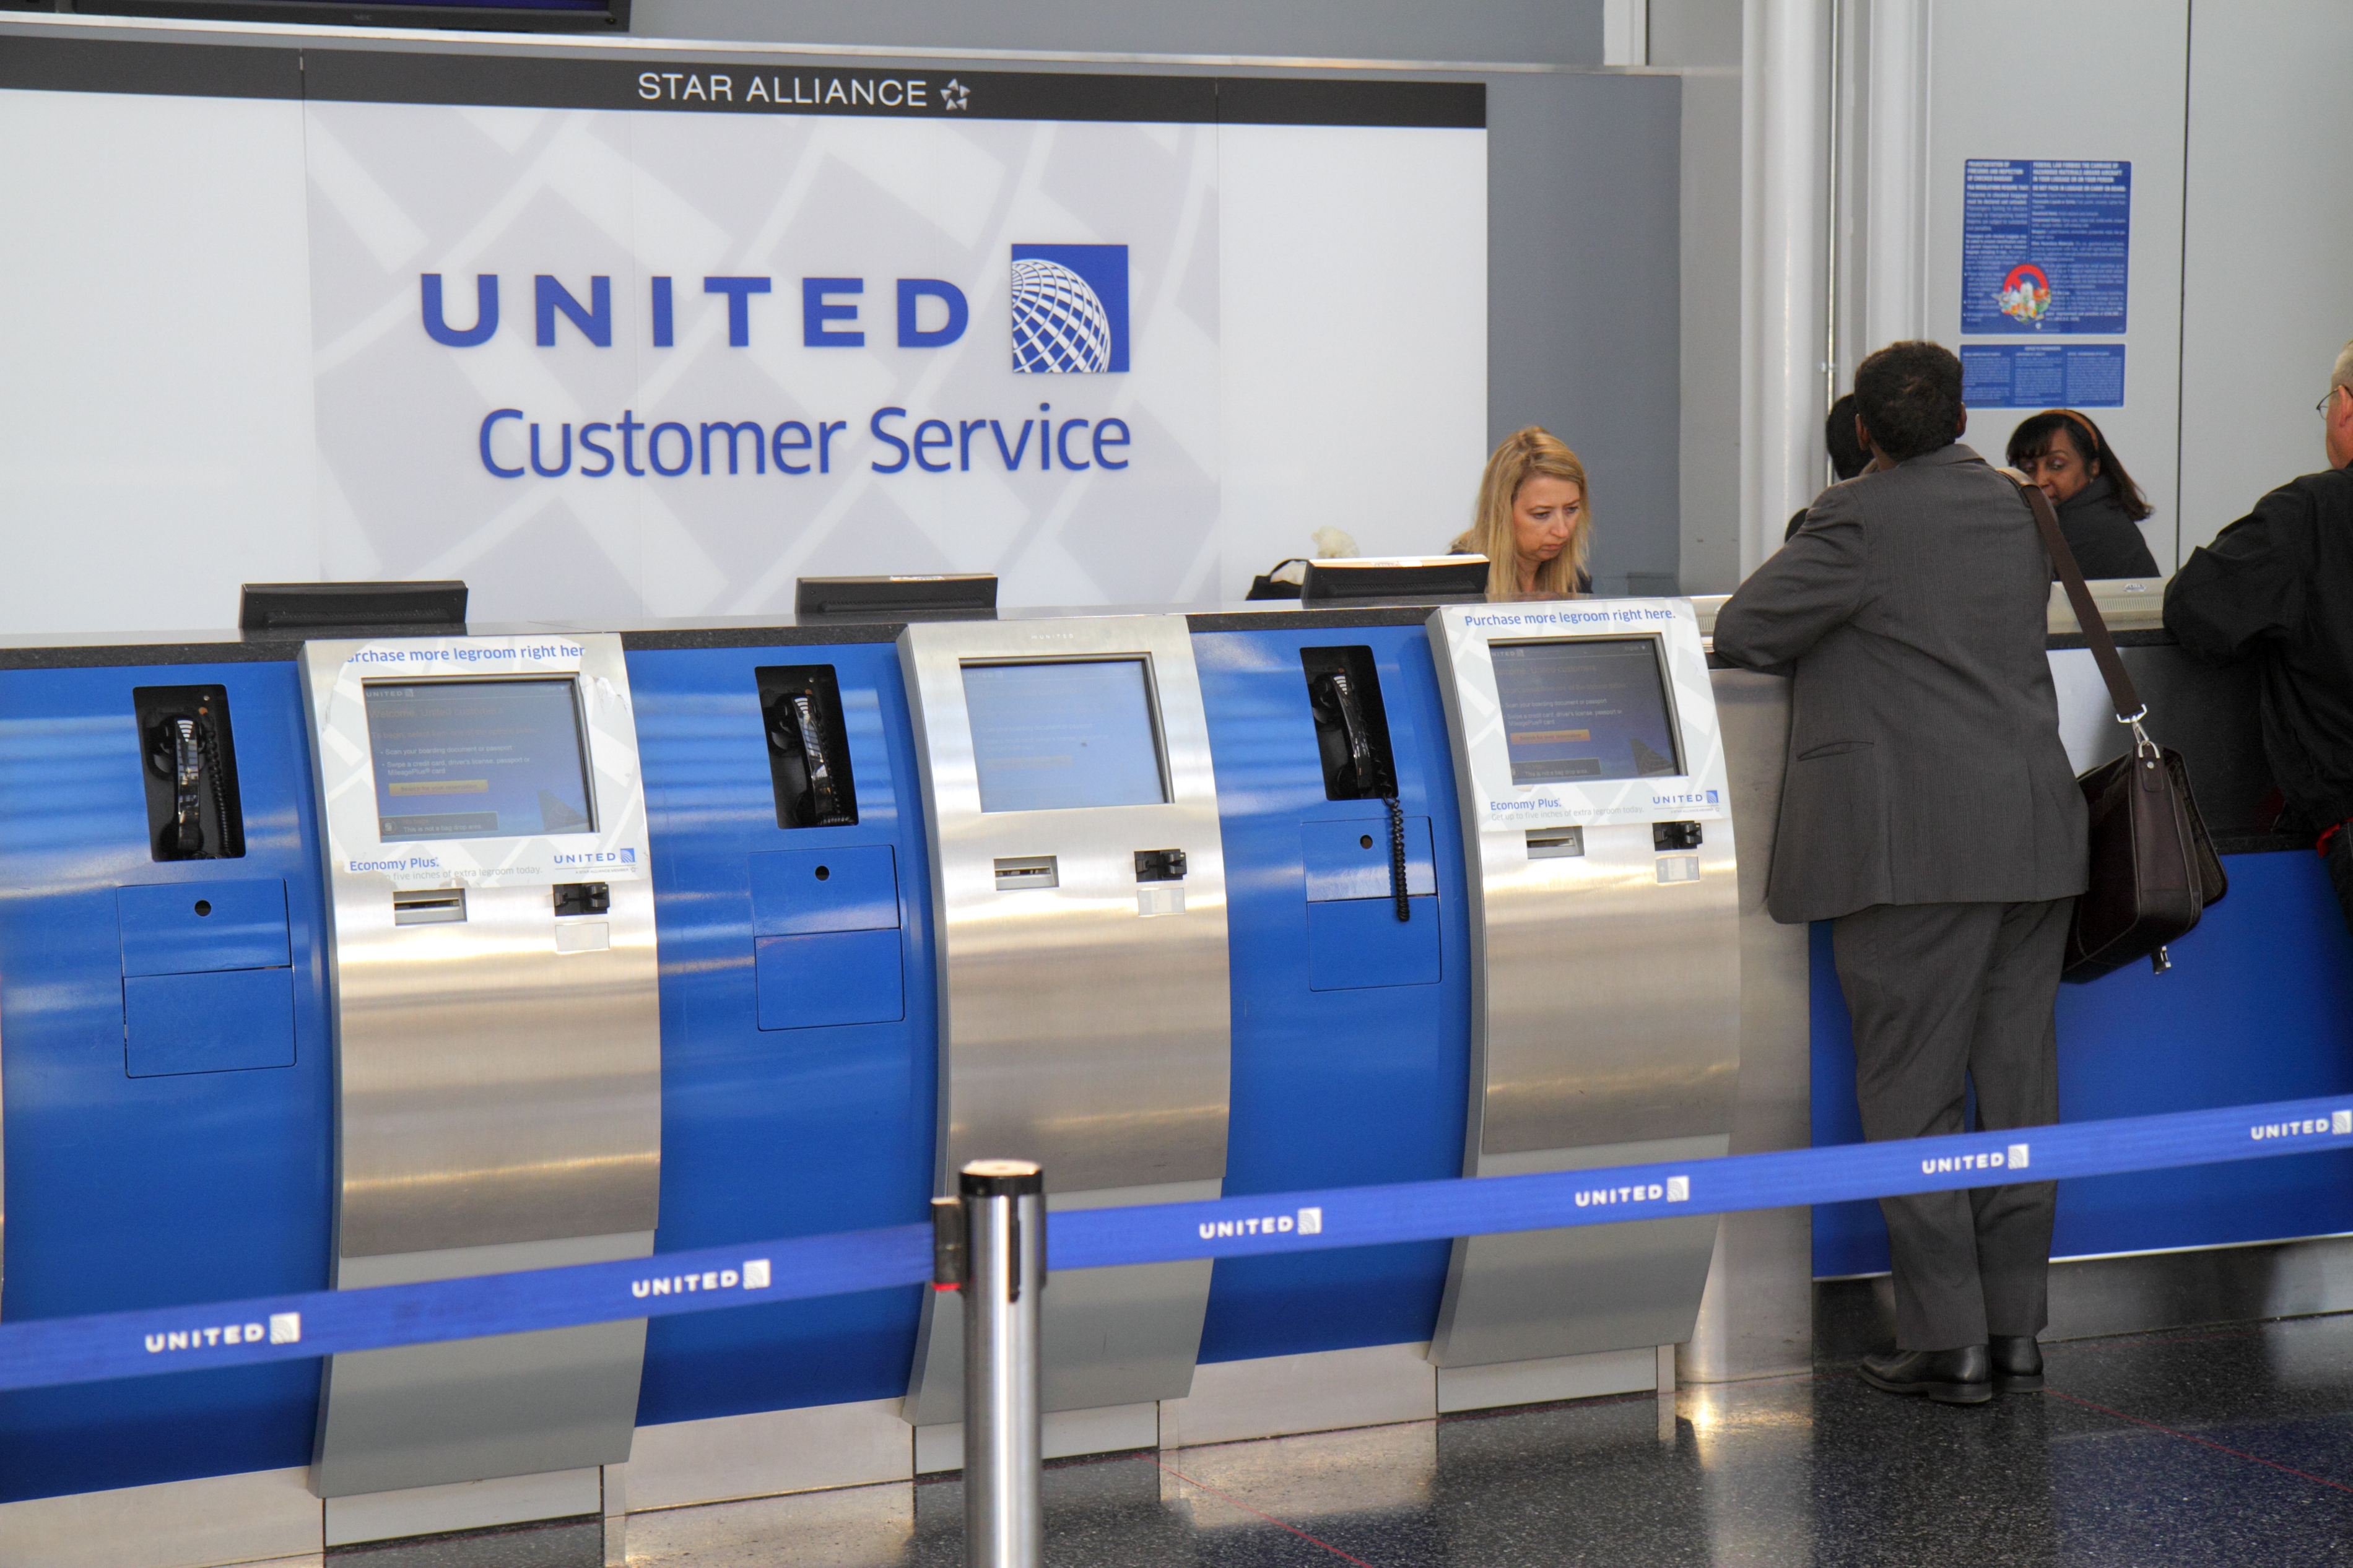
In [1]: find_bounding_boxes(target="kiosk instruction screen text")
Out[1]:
[1492,638,1682,784]
[963,659,1167,813]
[365,679,596,841]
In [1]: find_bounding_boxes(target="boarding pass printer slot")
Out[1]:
[392,888,466,925]
[1527,827,1585,859]
[994,855,1059,891]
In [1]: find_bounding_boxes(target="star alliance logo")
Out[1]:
[942,79,971,111]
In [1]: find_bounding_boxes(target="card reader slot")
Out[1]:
[993,855,1059,892]
[392,888,468,926]
[1526,826,1585,859]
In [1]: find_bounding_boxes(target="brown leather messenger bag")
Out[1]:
[2017,479,2227,981]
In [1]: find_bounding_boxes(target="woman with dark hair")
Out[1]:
[2004,409,2160,579]
[1787,393,1877,541]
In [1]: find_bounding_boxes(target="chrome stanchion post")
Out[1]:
[940,1158,1044,1568]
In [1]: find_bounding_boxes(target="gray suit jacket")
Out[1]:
[1713,444,2088,924]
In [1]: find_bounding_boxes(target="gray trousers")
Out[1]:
[1831,898,2071,1351]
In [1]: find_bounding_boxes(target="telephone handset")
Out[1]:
[135,687,243,862]
[1308,669,1411,924]
[1308,671,1384,799]
[765,690,856,828]
[167,718,206,855]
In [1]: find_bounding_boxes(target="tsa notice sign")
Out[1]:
[1960,344,2126,409]
[1960,159,2131,335]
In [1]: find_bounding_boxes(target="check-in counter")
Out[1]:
[1685,578,2353,1373]
[895,614,1231,1466]
[1421,602,1739,1403]
[300,635,661,1545]
[0,588,2342,1561]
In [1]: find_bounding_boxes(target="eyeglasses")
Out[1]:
[2321,386,2350,417]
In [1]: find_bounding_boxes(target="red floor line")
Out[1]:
[2046,1388,2353,1496]
[1149,1455,1381,1568]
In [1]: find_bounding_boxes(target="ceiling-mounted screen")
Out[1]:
[365,678,595,842]
[962,660,1167,813]
[1491,638,1682,785]
[71,0,625,33]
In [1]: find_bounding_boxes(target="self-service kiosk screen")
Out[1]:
[364,679,596,841]
[962,659,1167,813]
[1491,638,1682,784]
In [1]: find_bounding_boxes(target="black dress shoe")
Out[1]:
[1989,1335,2045,1390]
[1859,1345,1993,1405]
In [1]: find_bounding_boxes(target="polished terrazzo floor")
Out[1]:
[336,1312,2353,1568]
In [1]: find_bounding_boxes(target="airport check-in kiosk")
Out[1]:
[301,635,659,1534]
[898,617,1230,1433]
[1425,601,1738,1367]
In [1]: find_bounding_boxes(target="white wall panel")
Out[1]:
[1216,124,1487,597]
[1926,0,2186,565]
[0,76,1486,629]
[0,90,316,633]
[2176,0,2353,553]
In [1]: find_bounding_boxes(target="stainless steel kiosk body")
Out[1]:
[1425,600,1740,1369]
[898,617,1230,1434]
[302,634,659,1541]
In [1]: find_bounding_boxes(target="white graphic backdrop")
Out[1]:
[0,79,1484,633]
[307,106,1219,621]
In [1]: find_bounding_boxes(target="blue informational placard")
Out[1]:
[1960,159,2131,334]
[1960,344,2126,409]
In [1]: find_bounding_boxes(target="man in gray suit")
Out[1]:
[1714,341,2089,1405]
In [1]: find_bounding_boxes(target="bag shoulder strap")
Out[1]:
[2017,477,2144,723]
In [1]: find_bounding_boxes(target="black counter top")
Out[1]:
[0,601,1464,670]
[0,601,2184,673]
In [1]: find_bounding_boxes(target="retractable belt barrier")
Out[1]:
[6,1093,2351,1397]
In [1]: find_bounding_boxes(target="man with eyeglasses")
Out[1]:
[2167,339,2353,932]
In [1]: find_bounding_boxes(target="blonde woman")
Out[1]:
[1449,427,1594,599]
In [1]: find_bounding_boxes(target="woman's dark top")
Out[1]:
[1444,536,1592,594]
[2055,475,2159,579]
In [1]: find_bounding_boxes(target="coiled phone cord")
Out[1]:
[1387,796,1410,922]
[195,717,232,855]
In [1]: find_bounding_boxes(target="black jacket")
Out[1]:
[2053,476,2159,579]
[2165,466,2353,827]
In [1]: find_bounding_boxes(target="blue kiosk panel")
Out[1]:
[626,639,938,1426]
[0,660,332,1504]
[1191,623,1473,1362]
[1812,849,2353,1276]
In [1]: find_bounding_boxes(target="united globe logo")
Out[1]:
[1009,243,1129,374]
[1011,260,1111,372]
